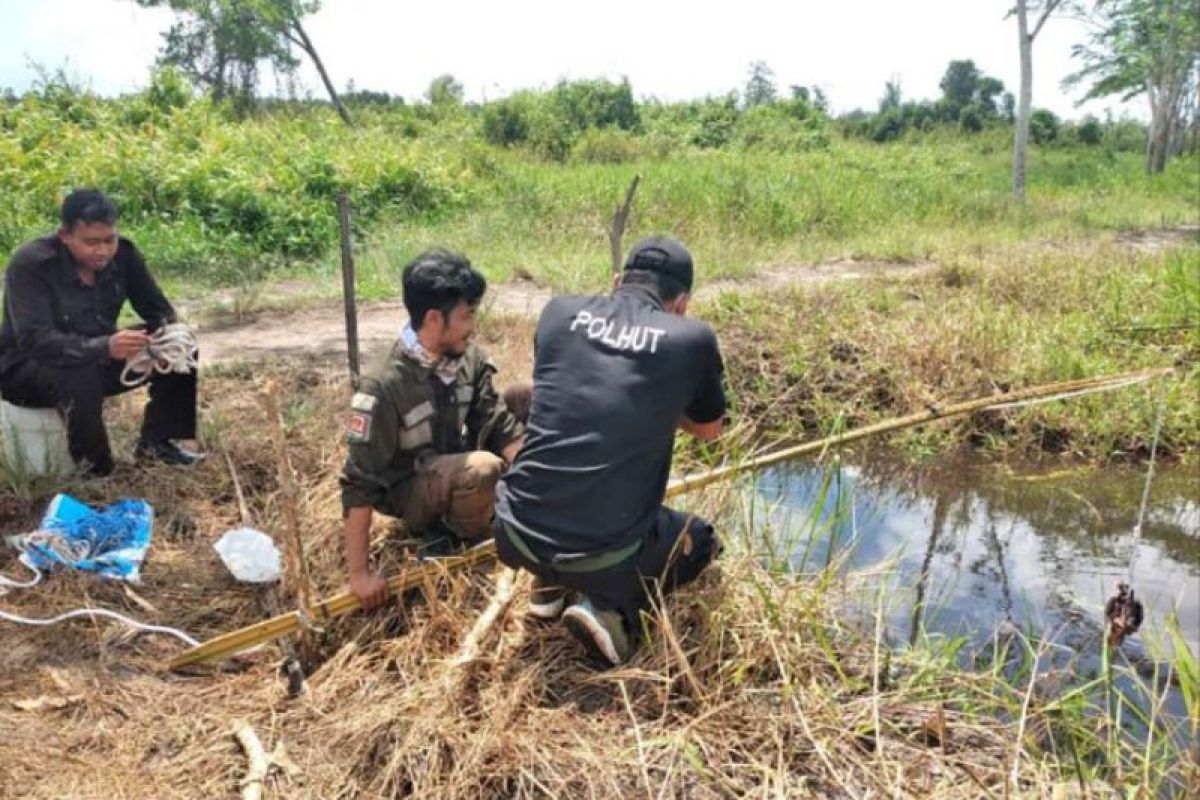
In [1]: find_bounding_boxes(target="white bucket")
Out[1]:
[0,400,72,477]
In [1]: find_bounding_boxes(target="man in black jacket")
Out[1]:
[495,236,727,666]
[0,189,201,476]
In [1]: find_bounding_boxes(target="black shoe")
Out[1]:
[416,518,469,558]
[134,439,206,467]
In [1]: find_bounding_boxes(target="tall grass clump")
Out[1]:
[701,242,1199,461]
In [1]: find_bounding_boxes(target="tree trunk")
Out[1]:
[1148,85,1172,173]
[1012,0,1033,201]
[1145,0,1188,173]
[290,19,353,127]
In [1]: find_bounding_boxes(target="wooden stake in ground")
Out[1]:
[224,451,307,697]
[609,174,641,277]
[259,381,317,631]
[336,191,360,389]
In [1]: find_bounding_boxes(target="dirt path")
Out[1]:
[197,225,1198,365]
[198,258,938,364]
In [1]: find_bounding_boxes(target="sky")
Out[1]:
[0,0,1144,120]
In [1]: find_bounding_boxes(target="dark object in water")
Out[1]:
[1104,581,1144,648]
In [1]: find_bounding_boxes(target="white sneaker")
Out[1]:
[562,597,631,666]
[527,577,566,620]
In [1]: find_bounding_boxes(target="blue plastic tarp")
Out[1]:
[19,493,154,582]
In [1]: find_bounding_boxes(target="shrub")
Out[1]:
[1030,108,1060,145]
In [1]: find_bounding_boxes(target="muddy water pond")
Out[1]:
[747,457,1197,720]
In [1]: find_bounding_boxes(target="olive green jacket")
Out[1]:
[339,339,524,513]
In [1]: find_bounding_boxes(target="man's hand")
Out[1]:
[349,568,389,610]
[501,435,525,468]
[108,329,150,361]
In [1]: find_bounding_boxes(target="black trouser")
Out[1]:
[0,358,197,476]
[496,506,720,630]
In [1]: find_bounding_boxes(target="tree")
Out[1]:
[1076,114,1105,144]
[879,77,903,112]
[939,60,983,116]
[937,60,1007,122]
[812,87,830,114]
[743,61,777,107]
[1002,91,1016,121]
[1066,0,1200,172]
[136,0,352,125]
[551,78,639,131]
[1011,1,1066,202]
[1030,108,1062,142]
[426,74,464,106]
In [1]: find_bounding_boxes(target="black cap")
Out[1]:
[623,235,693,292]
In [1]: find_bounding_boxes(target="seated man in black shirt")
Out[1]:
[0,189,202,476]
[495,236,727,665]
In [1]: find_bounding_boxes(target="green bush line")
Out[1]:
[2,88,1195,288]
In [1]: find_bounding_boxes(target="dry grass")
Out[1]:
[0,312,1193,798]
[705,241,1198,463]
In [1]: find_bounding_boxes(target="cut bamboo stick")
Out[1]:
[167,366,1173,669]
[169,542,497,668]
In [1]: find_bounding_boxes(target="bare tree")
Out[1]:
[1066,0,1200,173]
[137,0,353,126]
[274,6,354,126]
[1012,0,1065,202]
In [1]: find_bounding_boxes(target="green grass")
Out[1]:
[696,242,1199,463]
[274,142,1197,300]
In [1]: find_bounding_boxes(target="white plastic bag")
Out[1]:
[213,528,282,583]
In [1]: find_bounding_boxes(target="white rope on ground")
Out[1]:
[2,526,199,645]
[0,606,201,646]
[0,562,42,595]
[120,323,199,387]
[981,375,1152,412]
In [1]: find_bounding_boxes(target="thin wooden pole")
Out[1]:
[259,382,317,631]
[224,450,307,695]
[336,191,360,389]
[167,366,1174,669]
[609,175,641,278]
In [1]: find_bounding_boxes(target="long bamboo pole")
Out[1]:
[167,366,1173,669]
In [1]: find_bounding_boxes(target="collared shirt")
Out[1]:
[496,283,727,558]
[339,338,525,512]
[0,234,176,371]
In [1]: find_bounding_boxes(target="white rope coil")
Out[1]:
[1,529,83,596]
[120,323,199,387]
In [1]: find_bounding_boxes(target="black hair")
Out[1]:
[402,249,487,329]
[621,269,688,302]
[61,188,118,230]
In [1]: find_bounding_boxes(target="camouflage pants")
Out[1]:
[383,382,530,541]
[397,449,505,539]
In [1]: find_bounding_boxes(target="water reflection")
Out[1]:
[752,458,1199,660]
